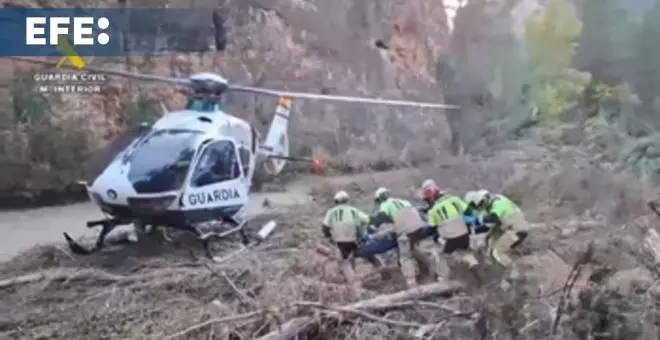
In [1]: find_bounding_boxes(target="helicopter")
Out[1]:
[9,56,459,261]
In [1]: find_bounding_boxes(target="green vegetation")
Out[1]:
[0,76,91,193]
[0,79,161,206]
[570,288,654,340]
[523,0,590,124]
[447,0,660,182]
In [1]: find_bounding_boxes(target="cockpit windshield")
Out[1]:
[185,98,219,112]
[128,129,201,194]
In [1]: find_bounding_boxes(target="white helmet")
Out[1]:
[464,191,477,205]
[333,190,349,203]
[421,179,436,190]
[472,189,491,205]
[374,187,389,200]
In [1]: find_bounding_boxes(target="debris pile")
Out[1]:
[0,153,659,339]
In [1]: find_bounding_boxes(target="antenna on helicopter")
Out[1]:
[8,56,460,109]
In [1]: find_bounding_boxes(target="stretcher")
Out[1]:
[356,225,438,258]
[356,207,484,258]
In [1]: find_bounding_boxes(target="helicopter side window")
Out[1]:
[238,146,250,177]
[191,140,241,187]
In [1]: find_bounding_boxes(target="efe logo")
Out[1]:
[25,17,110,45]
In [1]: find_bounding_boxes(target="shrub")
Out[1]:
[0,77,162,205]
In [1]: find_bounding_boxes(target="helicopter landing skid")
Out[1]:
[62,217,257,260]
[63,218,130,255]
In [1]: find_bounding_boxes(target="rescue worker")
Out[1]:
[469,189,529,280]
[321,190,382,294]
[369,187,435,288]
[421,181,483,234]
[463,190,490,234]
[421,180,468,213]
[477,190,528,248]
[419,179,441,214]
[423,182,479,280]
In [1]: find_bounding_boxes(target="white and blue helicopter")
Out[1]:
[10,56,458,260]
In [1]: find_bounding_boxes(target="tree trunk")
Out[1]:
[255,281,463,340]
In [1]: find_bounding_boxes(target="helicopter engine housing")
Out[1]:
[189,73,229,96]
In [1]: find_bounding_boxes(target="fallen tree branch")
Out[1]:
[162,311,262,340]
[314,244,336,259]
[552,243,594,334]
[200,260,257,306]
[349,281,462,309]
[0,268,124,288]
[0,266,207,289]
[295,301,425,328]
[255,281,463,340]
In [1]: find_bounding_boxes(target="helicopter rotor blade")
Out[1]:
[9,56,457,109]
[7,56,190,86]
[229,84,459,109]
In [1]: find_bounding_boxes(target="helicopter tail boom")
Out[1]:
[260,97,291,175]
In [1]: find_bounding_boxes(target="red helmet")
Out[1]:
[423,185,440,202]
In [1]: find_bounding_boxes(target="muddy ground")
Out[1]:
[1,150,660,340]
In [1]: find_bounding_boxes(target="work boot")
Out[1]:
[365,256,391,281]
[412,250,432,281]
[461,252,480,268]
[400,258,419,288]
[510,232,528,249]
[339,260,362,295]
[465,259,483,287]
[435,257,452,282]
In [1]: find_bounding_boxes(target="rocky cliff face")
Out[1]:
[0,0,557,205]
[3,0,455,172]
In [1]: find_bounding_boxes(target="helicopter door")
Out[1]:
[181,139,248,214]
[238,146,252,179]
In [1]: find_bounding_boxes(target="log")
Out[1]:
[0,272,49,288]
[0,266,202,289]
[255,280,463,340]
[315,244,336,259]
[348,280,462,309]
[0,268,125,289]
